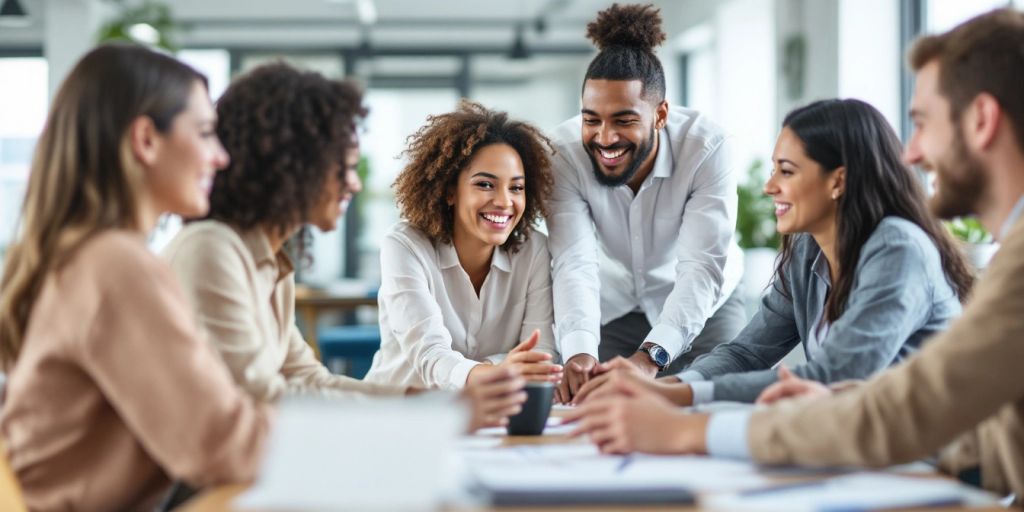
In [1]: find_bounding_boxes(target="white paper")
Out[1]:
[236,395,466,511]
[704,473,998,511]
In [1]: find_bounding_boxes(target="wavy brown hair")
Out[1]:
[393,100,554,252]
[0,44,205,368]
[202,62,366,240]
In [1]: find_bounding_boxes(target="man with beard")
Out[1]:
[566,8,1024,502]
[547,3,746,404]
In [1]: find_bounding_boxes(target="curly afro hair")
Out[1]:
[583,3,667,101]
[393,100,554,253]
[204,61,366,238]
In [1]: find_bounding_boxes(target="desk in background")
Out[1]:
[293,285,378,360]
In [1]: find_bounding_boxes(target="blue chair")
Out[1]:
[317,324,381,379]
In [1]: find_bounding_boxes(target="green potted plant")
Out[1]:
[946,216,997,270]
[96,0,177,51]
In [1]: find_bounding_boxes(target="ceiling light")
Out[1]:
[509,25,530,60]
[355,0,376,25]
[0,0,30,28]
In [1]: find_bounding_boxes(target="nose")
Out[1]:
[493,186,512,208]
[344,169,363,195]
[903,132,923,167]
[595,124,619,148]
[213,138,230,171]
[763,170,780,196]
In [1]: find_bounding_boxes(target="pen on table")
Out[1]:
[615,455,634,473]
[739,480,827,497]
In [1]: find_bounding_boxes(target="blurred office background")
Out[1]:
[0,0,1015,317]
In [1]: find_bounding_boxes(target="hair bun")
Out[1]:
[586,3,666,52]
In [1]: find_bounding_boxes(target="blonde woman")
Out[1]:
[0,45,270,510]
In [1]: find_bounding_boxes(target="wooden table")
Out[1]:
[181,410,1000,512]
[293,286,378,359]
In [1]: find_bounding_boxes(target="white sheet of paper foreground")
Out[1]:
[236,394,466,511]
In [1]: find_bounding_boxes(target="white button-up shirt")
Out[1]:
[548,106,744,361]
[364,221,557,390]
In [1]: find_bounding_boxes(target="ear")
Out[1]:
[128,115,161,167]
[963,93,1001,152]
[829,166,847,200]
[654,100,669,129]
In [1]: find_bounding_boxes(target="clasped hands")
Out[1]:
[561,357,833,455]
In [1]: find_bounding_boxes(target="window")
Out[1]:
[0,57,47,266]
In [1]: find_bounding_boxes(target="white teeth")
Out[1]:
[482,213,511,224]
[774,202,791,215]
[599,148,626,159]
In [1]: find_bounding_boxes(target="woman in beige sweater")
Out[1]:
[0,44,271,511]
[162,62,526,428]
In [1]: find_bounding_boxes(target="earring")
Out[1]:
[832,192,839,200]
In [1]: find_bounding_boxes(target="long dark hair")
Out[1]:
[775,99,974,323]
[0,43,206,368]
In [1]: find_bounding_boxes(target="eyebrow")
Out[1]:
[775,158,800,168]
[580,109,642,117]
[471,172,525,181]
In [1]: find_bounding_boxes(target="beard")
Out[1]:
[929,130,987,220]
[586,125,657,188]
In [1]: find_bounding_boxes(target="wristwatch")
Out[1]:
[637,342,670,372]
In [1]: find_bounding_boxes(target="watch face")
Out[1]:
[651,346,670,367]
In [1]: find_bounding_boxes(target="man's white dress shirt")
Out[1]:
[547,106,744,362]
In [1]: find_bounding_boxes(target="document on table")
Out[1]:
[703,473,998,511]
[461,443,771,493]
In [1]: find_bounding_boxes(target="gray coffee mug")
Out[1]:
[506,382,554,435]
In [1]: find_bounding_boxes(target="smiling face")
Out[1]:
[142,81,229,218]
[449,143,526,250]
[765,127,843,237]
[905,60,987,220]
[309,146,362,232]
[580,79,666,188]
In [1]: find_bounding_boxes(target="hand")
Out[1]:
[555,353,597,404]
[498,329,563,383]
[625,351,661,378]
[756,365,832,405]
[573,368,693,406]
[562,375,708,455]
[463,366,527,431]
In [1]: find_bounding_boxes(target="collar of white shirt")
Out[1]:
[436,240,512,273]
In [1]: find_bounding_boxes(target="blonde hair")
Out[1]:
[0,44,206,368]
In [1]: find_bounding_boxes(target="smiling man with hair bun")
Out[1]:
[548,3,746,403]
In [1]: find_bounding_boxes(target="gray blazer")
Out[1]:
[684,217,962,402]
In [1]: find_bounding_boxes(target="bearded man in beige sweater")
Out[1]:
[566,8,1024,502]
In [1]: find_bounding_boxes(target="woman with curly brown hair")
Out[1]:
[363,101,563,394]
[161,64,526,429]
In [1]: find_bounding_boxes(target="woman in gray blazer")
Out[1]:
[574,98,975,405]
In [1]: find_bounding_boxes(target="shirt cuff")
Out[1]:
[690,381,715,405]
[706,409,753,460]
[677,369,706,382]
[449,359,482,390]
[484,353,508,365]
[645,323,687,360]
[559,330,599,362]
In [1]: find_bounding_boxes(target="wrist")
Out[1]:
[627,352,660,376]
[671,413,710,454]
[668,383,694,407]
